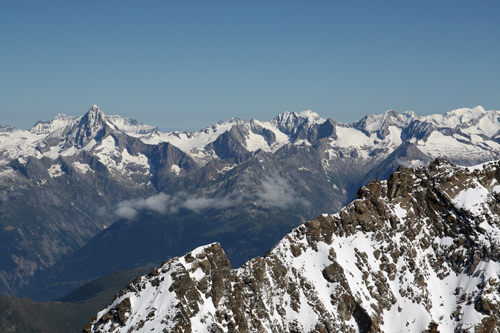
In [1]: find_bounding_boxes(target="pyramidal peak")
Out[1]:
[85,104,105,119]
[81,105,118,130]
[61,105,120,149]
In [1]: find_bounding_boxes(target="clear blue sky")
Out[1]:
[1,0,499,131]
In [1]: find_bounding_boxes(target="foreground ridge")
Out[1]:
[85,159,500,332]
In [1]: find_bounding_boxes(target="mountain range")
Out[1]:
[1,104,500,306]
[85,158,500,332]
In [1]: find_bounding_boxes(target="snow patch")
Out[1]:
[48,164,64,178]
[393,203,407,221]
[170,165,181,175]
[452,186,489,215]
[73,161,93,174]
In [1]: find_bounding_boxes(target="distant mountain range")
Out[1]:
[1,104,500,304]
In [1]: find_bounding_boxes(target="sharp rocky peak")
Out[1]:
[81,105,108,126]
[62,105,119,148]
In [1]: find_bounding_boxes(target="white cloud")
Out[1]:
[105,176,309,219]
[0,192,21,202]
[181,195,241,213]
[395,158,428,169]
[111,192,181,219]
[256,176,308,208]
[115,205,139,219]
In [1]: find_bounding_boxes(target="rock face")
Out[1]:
[86,159,500,332]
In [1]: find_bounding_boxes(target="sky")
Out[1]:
[1,0,499,132]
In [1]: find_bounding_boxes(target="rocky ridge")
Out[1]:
[86,159,500,332]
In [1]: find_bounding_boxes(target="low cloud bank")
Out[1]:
[395,158,428,169]
[114,193,172,219]
[103,176,309,219]
[256,176,306,208]
[0,192,21,202]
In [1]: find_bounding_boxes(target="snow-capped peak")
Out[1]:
[351,109,415,138]
[106,115,158,135]
[422,106,487,128]
[85,104,104,119]
[401,110,416,119]
[271,110,326,134]
[43,105,121,151]
[446,105,485,120]
[298,110,325,124]
[80,105,118,131]
[0,124,21,133]
[30,114,79,134]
